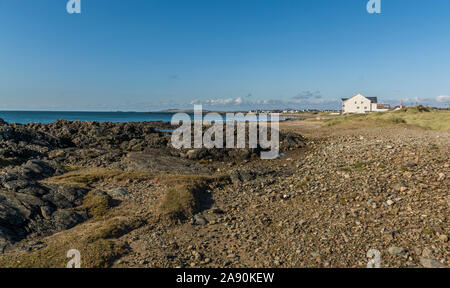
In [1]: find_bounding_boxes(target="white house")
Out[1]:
[341,94,390,114]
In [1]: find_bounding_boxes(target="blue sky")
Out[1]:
[0,0,449,111]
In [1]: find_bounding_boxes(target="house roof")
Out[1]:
[341,94,378,103]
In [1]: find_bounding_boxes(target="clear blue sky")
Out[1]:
[1,0,449,111]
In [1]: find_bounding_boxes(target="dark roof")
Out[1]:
[341,96,378,103]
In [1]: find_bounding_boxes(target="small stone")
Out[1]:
[108,187,128,197]
[386,200,394,206]
[310,252,320,258]
[186,150,198,160]
[192,251,203,260]
[422,247,433,258]
[439,234,448,243]
[388,247,407,256]
[211,208,224,214]
[227,253,237,259]
[194,214,208,225]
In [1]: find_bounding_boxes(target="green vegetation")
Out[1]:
[42,168,229,188]
[159,186,196,220]
[80,190,113,218]
[322,106,450,131]
[92,216,144,240]
[159,174,230,221]
[1,168,229,267]
[41,168,154,187]
[0,216,143,268]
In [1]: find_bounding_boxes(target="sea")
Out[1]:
[0,111,288,124]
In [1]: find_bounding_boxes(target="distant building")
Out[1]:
[341,93,390,114]
[393,104,406,111]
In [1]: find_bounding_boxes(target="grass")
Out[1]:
[0,185,145,268]
[0,216,144,268]
[159,174,230,221]
[0,168,229,267]
[322,106,450,131]
[42,168,229,188]
[159,186,196,220]
[41,168,154,187]
[41,167,229,222]
[79,190,114,218]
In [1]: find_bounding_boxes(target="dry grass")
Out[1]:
[159,174,230,220]
[159,185,196,220]
[0,216,144,268]
[41,168,155,187]
[79,190,113,218]
[322,106,450,131]
[42,168,228,188]
[0,168,230,267]
[155,173,229,187]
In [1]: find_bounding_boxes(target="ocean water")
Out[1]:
[0,111,287,124]
[0,111,175,124]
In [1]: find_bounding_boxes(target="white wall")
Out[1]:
[343,94,372,114]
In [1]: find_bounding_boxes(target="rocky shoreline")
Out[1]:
[0,118,305,255]
[0,118,448,268]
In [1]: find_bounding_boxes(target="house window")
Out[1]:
[357,106,360,109]
[364,107,367,110]
[361,101,364,104]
